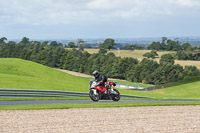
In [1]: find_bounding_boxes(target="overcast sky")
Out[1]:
[0,0,200,39]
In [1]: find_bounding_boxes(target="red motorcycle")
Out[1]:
[89,80,120,102]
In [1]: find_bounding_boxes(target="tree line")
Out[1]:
[147,37,200,61]
[0,37,199,85]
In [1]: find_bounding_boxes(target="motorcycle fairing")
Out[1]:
[110,82,116,86]
[94,86,107,92]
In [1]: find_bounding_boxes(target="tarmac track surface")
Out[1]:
[0,100,192,105]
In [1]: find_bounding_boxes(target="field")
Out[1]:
[74,48,175,60]
[0,58,200,102]
[56,69,200,98]
[83,48,200,69]
[175,60,200,69]
[0,58,155,100]
[0,56,200,133]
[152,76,200,98]
[0,58,89,92]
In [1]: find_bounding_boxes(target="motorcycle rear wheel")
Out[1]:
[89,89,100,102]
[111,89,120,101]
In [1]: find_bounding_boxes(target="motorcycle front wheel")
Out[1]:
[111,89,120,101]
[89,89,100,102]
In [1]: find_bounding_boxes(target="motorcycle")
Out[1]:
[89,79,120,102]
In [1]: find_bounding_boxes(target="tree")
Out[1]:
[166,39,182,51]
[0,37,7,43]
[151,50,158,56]
[50,41,58,47]
[98,48,107,55]
[77,39,84,47]
[57,43,63,47]
[1,37,199,85]
[143,53,154,59]
[176,51,188,60]
[41,41,49,46]
[183,66,200,77]
[147,42,163,50]
[182,43,192,51]
[99,38,116,50]
[162,37,167,44]
[161,37,167,50]
[143,50,158,59]
[78,44,84,51]
[160,54,175,65]
[67,42,77,48]
[20,37,29,44]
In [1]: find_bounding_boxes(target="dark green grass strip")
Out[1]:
[1,101,200,110]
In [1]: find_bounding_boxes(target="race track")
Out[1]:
[0,100,192,105]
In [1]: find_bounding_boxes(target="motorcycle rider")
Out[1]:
[92,70,114,93]
[92,70,107,87]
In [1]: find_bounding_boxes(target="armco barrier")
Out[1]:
[0,89,154,99]
[0,89,89,98]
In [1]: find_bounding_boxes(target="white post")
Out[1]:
[118,48,120,56]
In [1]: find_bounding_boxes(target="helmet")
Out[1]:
[92,70,99,77]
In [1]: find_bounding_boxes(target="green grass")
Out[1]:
[1,101,200,110]
[0,58,200,102]
[0,58,89,92]
[116,76,200,99]
[0,58,155,100]
[154,77,200,98]
[1,58,200,110]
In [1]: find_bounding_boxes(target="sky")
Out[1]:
[0,0,200,39]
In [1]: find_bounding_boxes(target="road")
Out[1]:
[0,100,192,105]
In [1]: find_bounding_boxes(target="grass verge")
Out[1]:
[1,101,200,110]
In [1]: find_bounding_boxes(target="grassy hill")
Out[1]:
[0,58,200,100]
[0,58,89,92]
[153,77,200,98]
[111,76,200,99]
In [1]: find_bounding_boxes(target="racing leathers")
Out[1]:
[95,73,108,87]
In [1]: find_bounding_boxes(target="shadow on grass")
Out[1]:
[147,76,200,91]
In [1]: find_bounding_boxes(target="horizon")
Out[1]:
[7,36,200,42]
[6,35,200,40]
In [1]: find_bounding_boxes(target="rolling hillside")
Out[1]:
[154,77,200,98]
[0,58,200,99]
[0,58,89,92]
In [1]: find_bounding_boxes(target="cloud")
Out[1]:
[0,0,200,26]
[169,0,200,7]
